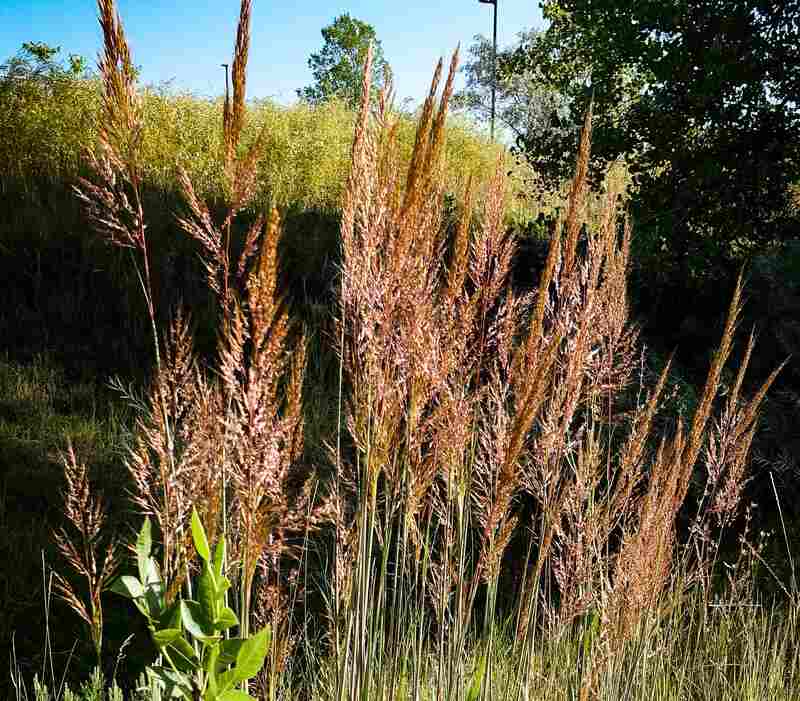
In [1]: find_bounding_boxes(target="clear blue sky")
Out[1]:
[0,0,544,104]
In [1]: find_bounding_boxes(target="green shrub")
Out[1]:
[0,74,539,222]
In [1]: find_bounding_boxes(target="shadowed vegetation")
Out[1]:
[3,1,799,700]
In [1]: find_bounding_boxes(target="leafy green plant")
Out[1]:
[110,510,271,701]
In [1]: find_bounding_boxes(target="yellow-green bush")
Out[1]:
[0,76,541,221]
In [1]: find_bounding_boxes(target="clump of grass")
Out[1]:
[36,1,791,699]
[69,2,329,696]
[52,442,120,665]
[328,34,785,701]
[0,353,135,694]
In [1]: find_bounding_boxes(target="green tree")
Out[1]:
[453,29,572,149]
[504,0,800,282]
[0,41,88,87]
[298,14,390,108]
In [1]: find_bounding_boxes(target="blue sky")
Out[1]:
[0,0,544,105]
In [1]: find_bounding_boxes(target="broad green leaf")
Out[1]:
[140,556,162,587]
[181,600,213,639]
[158,600,181,631]
[132,598,152,620]
[164,637,200,673]
[204,641,220,674]
[216,668,236,695]
[136,517,153,582]
[108,575,144,600]
[143,573,166,619]
[217,691,254,701]
[191,508,211,562]
[215,606,239,631]
[231,625,271,683]
[216,639,245,670]
[215,577,232,597]
[148,666,193,700]
[152,628,182,647]
[197,563,218,627]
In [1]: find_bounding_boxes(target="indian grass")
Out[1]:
[13,0,791,699]
[64,3,331,698]
[12,592,800,700]
[323,34,785,701]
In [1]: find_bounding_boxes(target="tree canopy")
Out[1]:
[453,29,571,149]
[1,42,88,90]
[298,14,390,109]
[503,0,800,282]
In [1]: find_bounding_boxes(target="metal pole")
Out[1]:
[221,63,229,105]
[491,0,497,141]
[479,0,498,141]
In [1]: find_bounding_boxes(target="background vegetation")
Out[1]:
[1,1,800,699]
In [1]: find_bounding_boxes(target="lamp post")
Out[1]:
[478,0,497,141]
[221,63,229,105]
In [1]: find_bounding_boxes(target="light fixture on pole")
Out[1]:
[478,0,497,141]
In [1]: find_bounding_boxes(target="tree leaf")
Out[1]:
[298,14,390,108]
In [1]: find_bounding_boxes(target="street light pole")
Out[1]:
[221,63,230,106]
[478,0,497,141]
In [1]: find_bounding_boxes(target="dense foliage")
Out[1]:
[503,0,800,282]
[0,53,534,220]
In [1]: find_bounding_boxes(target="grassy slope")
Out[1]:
[0,77,543,220]
[2,73,800,701]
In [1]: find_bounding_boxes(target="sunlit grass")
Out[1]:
[0,76,541,223]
